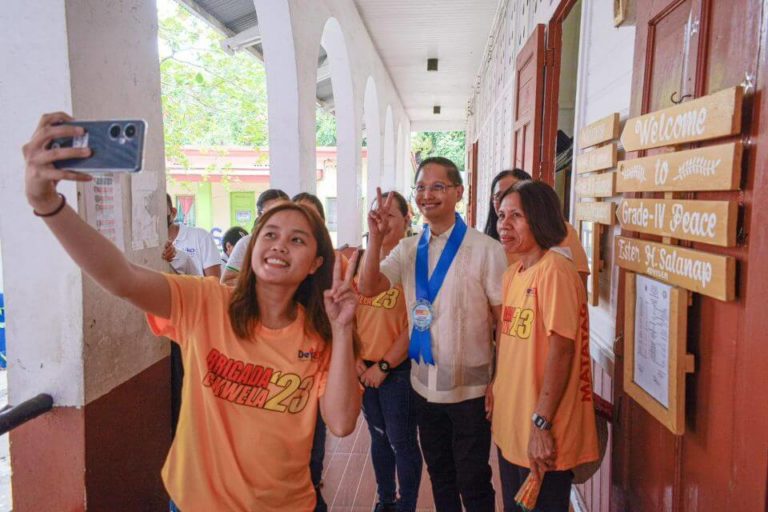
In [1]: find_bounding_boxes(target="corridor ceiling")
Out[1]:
[179,0,501,130]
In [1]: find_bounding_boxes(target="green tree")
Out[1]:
[411,131,466,170]
[158,0,340,162]
[158,0,269,165]
[316,107,337,146]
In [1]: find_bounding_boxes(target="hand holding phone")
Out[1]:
[51,120,146,173]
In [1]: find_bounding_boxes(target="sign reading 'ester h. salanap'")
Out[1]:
[616,198,737,247]
[620,87,743,152]
[615,236,735,301]
[579,113,620,149]
[616,142,743,193]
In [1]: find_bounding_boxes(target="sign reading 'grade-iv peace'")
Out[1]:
[615,236,735,301]
[617,142,743,192]
[616,199,737,247]
[620,87,743,152]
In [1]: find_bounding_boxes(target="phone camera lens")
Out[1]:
[124,124,136,138]
[109,124,121,139]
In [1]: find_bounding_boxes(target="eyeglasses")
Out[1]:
[412,183,458,194]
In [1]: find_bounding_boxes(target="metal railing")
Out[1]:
[0,394,53,435]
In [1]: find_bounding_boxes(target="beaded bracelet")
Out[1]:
[33,193,67,218]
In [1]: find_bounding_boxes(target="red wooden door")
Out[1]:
[468,140,479,227]
[512,24,546,180]
[612,0,768,510]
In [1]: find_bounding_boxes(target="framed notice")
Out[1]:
[624,272,694,435]
[580,221,600,306]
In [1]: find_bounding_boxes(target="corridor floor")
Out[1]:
[321,413,505,511]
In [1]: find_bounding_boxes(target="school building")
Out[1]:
[166,146,368,245]
[1,0,767,510]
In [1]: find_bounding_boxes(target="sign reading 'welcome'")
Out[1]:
[620,87,743,152]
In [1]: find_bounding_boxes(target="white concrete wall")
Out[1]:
[0,0,168,406]
[466,0,636,363]
[571,0,636,361]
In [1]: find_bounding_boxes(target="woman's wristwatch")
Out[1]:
[377,359,391,373]
[531,413,552,431]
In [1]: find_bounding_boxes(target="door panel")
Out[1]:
[513,24,546,178]
[614,0,766,510]
[229,191,256,230]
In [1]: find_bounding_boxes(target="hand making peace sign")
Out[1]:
[366,187,395,243]
[324,249,360,328]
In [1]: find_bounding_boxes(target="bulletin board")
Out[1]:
[623,272,694,435]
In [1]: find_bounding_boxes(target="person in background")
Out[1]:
[359,157,507,512]
[483,169,533,242]
[160,193,222,436]
[220,226,248,269]
[356,191,422,512]
[485,169,590,291]
[489,180,598,512]
[221,188,289,286]
[293,192,326,222]
[162,193,221,279]
[22,112,361,511]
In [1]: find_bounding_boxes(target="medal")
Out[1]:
[412,299,433,332]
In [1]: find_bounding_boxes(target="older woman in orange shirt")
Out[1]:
[489,181,598,512]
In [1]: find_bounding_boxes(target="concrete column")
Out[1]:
[364,77,382,209]
[255,0,317,195]
[320,18,362,247]
[381,106,395,190]
[0,1,169,509]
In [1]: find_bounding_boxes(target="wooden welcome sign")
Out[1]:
[615,236,736,301]
[576,172,616,198]
[620,86,743,152]
[576,143,617,174]
[624,272,693,435]
[616,198,737,246]
[576,201,616,225]
[617,142,743,193]
[579,113,620,149]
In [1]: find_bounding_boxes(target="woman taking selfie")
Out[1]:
[356,190,422,512]
[489,180,597,512]
[22,112,361,512]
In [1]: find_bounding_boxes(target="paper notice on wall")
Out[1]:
[84,175,125,251]
[633,274,671,408]
[131,170,161,251]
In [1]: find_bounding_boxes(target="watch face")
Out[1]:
[378,360,391,372]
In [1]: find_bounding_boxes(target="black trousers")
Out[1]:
[497,450,573,512]
[412,392,495,512]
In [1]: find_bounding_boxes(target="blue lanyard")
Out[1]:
[410,213,467,364]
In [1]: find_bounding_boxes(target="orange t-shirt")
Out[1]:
[506,222,589,275]
[147,275,329,512]
[355,282,409,362]
[492,251,598,470]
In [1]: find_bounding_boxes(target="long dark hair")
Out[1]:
[228,203,335,343]
[498,180,566,249]
[484,169,532,240]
